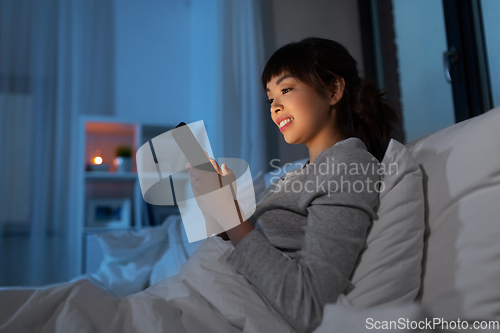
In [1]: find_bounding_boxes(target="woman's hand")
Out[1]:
[186,153,237,199]
[186,152,240,231]
[186,152,254,246]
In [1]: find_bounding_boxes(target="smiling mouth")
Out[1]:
[279,117,294,132]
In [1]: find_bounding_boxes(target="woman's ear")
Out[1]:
[329,78,345,106]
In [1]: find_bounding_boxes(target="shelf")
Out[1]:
[85,171,137,181]
[78,117,176,274]
[84,227,134,233]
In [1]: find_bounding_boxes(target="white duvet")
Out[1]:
[0,236,294,333]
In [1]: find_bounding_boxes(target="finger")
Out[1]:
[221,164,235,187]
[189,167,202,179]
[188,172,199,181]
[203,151,221,174]
[221,163,232,175]
[207,157,221,174]
[186,162,191,169]
[210,159,222,174]
[187,165,201,179]
[191,185,201,197]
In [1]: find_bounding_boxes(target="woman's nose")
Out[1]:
[271,101,282,114]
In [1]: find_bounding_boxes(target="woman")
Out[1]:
[187,37,398,333]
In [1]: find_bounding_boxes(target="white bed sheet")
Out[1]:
[0,236,294,333]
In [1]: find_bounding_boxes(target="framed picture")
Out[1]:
[86,198,131,229]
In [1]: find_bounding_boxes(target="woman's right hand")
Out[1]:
[186,153,239,235]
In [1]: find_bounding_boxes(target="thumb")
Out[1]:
[221,163,232,175]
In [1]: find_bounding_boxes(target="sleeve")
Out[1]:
[226,154,378,333]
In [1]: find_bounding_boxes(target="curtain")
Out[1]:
[0,0,114,286]
[190,0,270,177]
[219,0,270,177]
[0,0,267,286]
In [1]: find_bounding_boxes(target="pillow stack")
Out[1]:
[346,139,425,306]
[406,106,500,322]
[86,218,172,297]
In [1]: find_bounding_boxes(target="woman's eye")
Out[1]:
[267,98,274,105]
[282,88,292,94]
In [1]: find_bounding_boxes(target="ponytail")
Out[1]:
[339,80,399,162]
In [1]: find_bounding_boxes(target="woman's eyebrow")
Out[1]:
[266,74,294,91]
[276,74,293,85]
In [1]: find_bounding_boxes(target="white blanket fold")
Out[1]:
[0,236,294,333]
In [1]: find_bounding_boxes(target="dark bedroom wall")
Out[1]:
[113,0,191,125]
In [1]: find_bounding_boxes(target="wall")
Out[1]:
[269,0,364,69]
[112,0,376,168]
[113,0,191,125]
[112,0,500,152]
[112,0,234,158]
[188,0,222,152]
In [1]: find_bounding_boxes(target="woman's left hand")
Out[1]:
[186,152,239,228]
[186,152,254,247]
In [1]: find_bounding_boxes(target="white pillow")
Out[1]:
[315,295,426,333]
[346,139,425,306]
[86,219,172,298]
[405,106,500,321]
[149,215,204,285]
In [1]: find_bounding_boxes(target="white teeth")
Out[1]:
[279,118,294,128]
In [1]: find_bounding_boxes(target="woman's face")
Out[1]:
[266,73,341,148]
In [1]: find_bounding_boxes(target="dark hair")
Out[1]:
[261,37,398,161]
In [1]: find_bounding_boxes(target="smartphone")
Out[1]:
[172,122,219,173]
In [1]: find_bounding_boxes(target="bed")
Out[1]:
[2,106,500,332]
